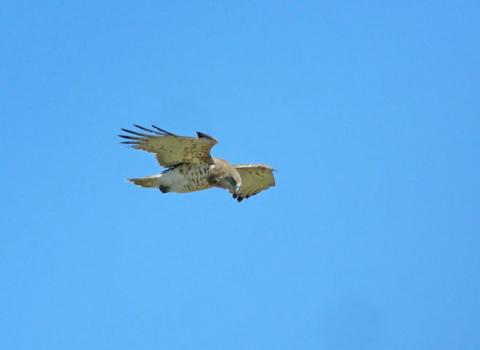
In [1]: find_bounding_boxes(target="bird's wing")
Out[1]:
[233,164,275,201]
[119,125,217,167]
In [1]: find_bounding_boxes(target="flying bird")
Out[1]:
[119,125,275,202]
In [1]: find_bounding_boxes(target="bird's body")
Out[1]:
[165,162,212,193]
[119,125,275,202]
[130,160,234,194]
[128,163,211,193]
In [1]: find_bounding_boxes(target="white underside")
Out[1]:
[159,169,192,193]
[130,166,212,193]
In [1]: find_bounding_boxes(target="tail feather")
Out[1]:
[127,175,162,188]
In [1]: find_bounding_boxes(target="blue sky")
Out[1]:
[1,1,479,349]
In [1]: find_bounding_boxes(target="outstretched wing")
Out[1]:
[233,164,275,202]
[119,125,217,167]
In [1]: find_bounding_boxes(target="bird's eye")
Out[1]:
[225,177,237,187]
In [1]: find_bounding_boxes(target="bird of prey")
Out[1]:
[119,125,275,202]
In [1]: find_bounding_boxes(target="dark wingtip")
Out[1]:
[118,134,143,141]
[123,127,157,138]
[133,124,160,134]
[151,125,176,136]
[197,131,217,142]
[119,124,174,139]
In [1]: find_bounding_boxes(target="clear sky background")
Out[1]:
[1,1,479,349]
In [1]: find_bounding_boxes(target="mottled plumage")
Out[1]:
[119,125,275,202]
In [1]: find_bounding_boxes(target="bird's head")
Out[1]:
[209,159,242,194]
